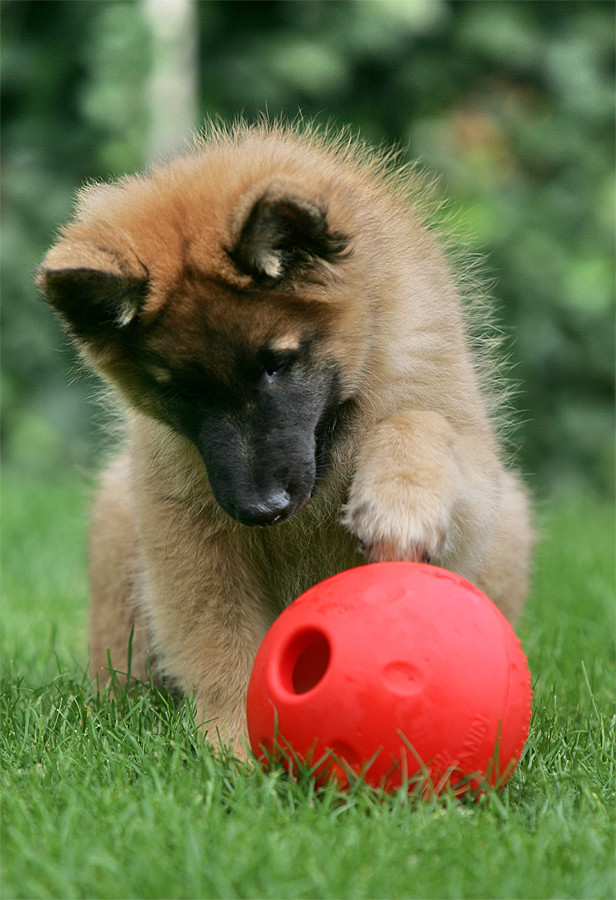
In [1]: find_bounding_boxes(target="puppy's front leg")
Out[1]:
[186,605,268,760]
[159,585,270,759]
[137,506,273,758]
[343,410,498,568]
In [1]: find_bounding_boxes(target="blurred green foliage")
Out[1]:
[2,0,614,497]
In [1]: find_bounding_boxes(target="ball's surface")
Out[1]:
[247,562,532,794]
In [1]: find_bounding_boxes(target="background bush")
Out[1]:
[2,0,614,498]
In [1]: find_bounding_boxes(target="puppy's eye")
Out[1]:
[259,350,298,381]
[264,356,291,378]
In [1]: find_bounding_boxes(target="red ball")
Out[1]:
[247,562,532,794]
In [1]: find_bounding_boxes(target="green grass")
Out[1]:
[1,473,615,899]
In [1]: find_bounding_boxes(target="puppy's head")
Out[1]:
[38,166,356,525]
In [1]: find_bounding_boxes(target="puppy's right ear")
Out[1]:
[229,189,350,283]
[37,241,149,340]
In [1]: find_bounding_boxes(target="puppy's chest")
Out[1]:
[259,515,363,613]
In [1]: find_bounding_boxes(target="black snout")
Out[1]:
[233,490,292,526]
[197,412,316,527]
[187,360,341,528]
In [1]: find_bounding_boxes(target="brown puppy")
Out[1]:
[38,120,533,754]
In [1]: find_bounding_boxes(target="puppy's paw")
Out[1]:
[345,491,451,565]
[359,533,446,565]
[344,410,461,566]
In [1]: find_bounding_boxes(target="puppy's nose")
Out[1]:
[237,491,292,526]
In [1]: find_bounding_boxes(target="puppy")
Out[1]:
[38,120,533,753]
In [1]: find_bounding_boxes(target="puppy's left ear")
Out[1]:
[230,191,350,282]
[36,240,149,340]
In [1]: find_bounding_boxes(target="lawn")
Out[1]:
[1,473,615,900]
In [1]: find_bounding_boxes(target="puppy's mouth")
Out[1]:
[296,492,312,516]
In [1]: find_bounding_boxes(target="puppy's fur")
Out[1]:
[38,120,533,752]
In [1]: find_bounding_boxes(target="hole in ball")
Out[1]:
[281,629,331,695]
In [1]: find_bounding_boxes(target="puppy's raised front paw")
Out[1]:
[344,492,451,566]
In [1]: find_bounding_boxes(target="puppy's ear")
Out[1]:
[230,192,350,282]
[37,241,149,339]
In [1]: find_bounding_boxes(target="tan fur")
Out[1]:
[38,120,533,756]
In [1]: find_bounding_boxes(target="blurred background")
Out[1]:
[2,0,614,500]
